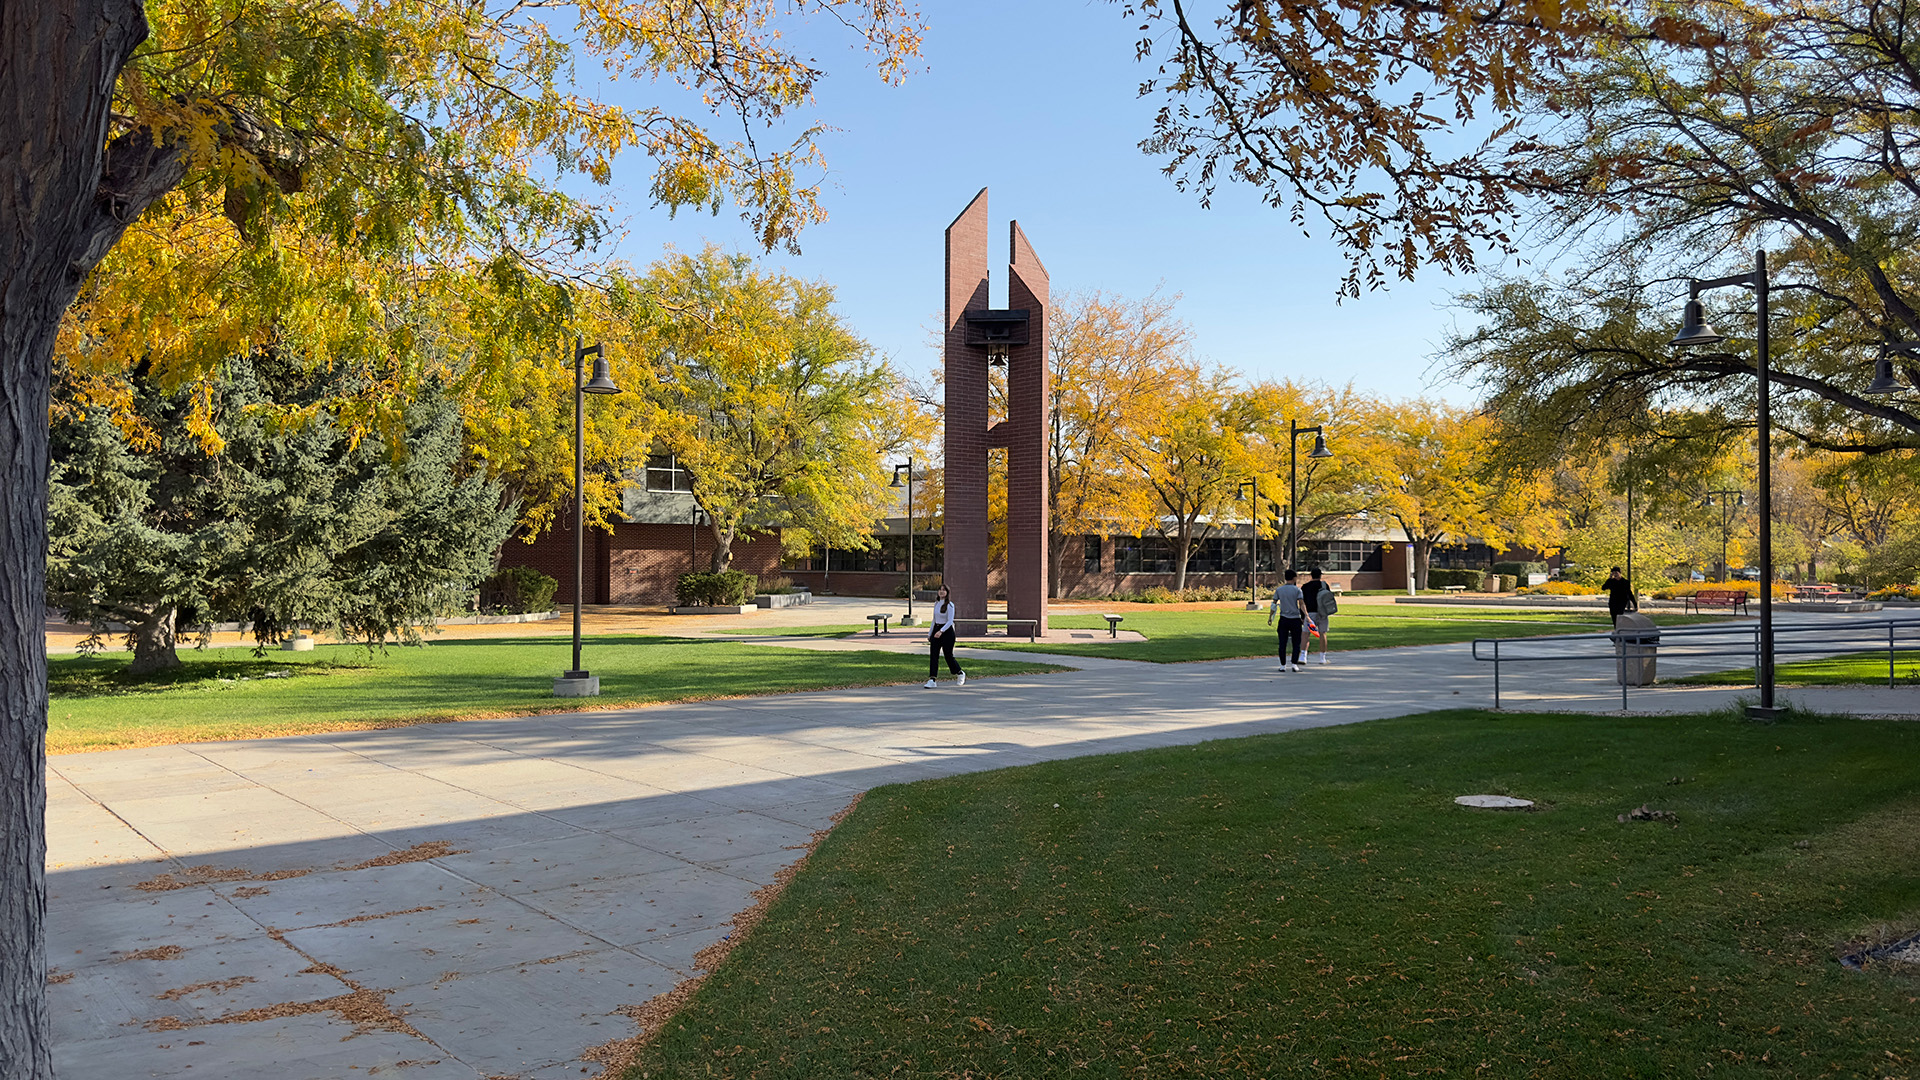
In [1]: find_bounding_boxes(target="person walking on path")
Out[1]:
[1604,566,1637,626]
[1301,567,1337,664]
[1266,568,1306,671]
[926,584,966,688]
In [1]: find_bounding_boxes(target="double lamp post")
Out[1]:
[1238,420,1332,605]
[1669,248,1912,718]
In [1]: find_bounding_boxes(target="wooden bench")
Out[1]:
[1684,589,1750,615]
[866,613,892,636]
[1099,614,1125,638]
[956,618,1039,642]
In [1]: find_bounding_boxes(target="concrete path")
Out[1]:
[46,624,1918,1079]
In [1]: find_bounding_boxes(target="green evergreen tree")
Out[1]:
[49,358,511,673]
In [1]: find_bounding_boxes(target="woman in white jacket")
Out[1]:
[925,584,966,688]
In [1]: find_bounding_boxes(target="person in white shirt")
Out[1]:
[1265,568,1306,671]
[926,584,965,688]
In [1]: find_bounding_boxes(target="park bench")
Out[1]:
[1100,614,1125,637]
[1442,585,1467,594]
[866,613,892,636]
[956,618,1039,642]
[1684,589,1750,615]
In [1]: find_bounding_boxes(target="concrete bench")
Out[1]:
[1443,585,1467,594]
[956,618,1039,642]
[866,613,892,636]
[1100,614,1125,638]
[1684,589,1750,615]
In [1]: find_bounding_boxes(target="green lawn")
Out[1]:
[1676,648,1920,687]
[627,708,1920,1079]
[45,636,1062,754]
[974,607,1721,663]
[709,624,876,637]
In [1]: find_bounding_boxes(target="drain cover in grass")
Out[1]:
[1455,794,1533,810]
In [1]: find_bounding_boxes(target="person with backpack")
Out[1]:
[1300,567,1338,664]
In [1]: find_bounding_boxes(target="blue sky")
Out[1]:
[580,0,1489,403]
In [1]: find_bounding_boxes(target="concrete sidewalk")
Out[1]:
[45,636,1916,1079]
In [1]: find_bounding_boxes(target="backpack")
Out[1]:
[1317,588,1339,616]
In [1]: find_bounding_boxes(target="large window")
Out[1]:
[783,535,943,573]
[1083,536,1102,573]
[644,454,693,493]
[1114,535,1174,574]
[1298,540,1369,572]
[1429,542,1495,570]
[1184,537,1246,574]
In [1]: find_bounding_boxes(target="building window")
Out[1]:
[1083,536,1102,573]
[645,454,693,493]
[1299,539,1369,572]
[1184,537,1246,574]
[1114,535,1174,574]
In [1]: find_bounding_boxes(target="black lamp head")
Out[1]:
[1309,432,1333,459]
[582,353,621,395]
[1868,347,1909,395]
[1670,297,1724,349]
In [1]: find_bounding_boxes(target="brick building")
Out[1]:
[496,454,783,606]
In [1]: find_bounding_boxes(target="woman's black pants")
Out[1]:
[929,627,962,679]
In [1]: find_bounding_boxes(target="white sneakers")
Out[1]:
[957,672,966,686]
[926,674,968,688]
[1320,654,1331,665]
[924,679,936,688]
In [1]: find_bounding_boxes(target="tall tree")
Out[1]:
[1115,367,1259,590]
[1046,290,1191,594]
[1370,402,1502,589]
[50,359,512,672]
[643,247,900,572]
[1,2,922,1070]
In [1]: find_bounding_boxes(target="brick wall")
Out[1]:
[1004,220,1049,635]
[499,521,783,606]
[944,189,991,625]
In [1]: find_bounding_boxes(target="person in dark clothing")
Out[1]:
[1604,566,1637,625]
[925,583,965,687]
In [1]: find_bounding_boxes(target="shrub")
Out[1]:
[757,575,801,595]
[481,566,558,615]
[1497,574,1518,592]
[1425,569,1484,589]
[1492,561,1548,578]
[675,570,756,607]
[1866,584,1920,601]
[1518,580,1597,596]
[1088,585,1246,603]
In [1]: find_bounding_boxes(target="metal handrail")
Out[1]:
[1472,616,1920,709]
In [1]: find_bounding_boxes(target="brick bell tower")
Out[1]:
[943,188,1049,636]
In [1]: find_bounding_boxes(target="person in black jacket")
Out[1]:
[1604,566,1637,625]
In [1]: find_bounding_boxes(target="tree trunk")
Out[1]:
[1414,541,1433,590]
[4,5,175,1073]
[127,606,181,675]
[707,521,735,573]
[1171,522,1194,592]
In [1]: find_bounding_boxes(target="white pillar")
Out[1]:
[1405,544,1415,596]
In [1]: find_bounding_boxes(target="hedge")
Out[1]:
[676,570,756,607]
[1492,561,1548,578]
[481,566,558,615]
[1425,568,1485,589]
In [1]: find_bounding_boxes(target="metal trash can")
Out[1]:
[1611,612,1660,686]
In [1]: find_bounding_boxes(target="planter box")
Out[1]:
[754,592,813,608]
[668,605,755,615]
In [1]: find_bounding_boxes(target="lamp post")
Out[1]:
[1670,250,1778,716]
[1237,479,1261,608]
[1287,421,1334,572]
[555,336,623,697]
[1703,489,1744,583]
[890,460,916,623]
[1867,342,1918,395]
